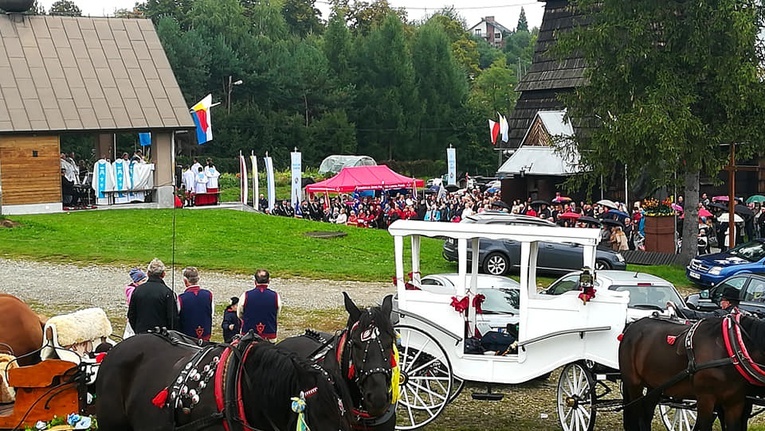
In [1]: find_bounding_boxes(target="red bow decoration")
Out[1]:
[450,296,469,313]
[472,294,486,314]
[578,286,597,304]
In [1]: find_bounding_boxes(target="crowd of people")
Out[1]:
[123,258,280,343]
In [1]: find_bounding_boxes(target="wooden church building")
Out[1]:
[0,0,194,214]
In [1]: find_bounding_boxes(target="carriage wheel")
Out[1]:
[659,402,697,431]
[557,362,596,431]
[448,377,465,403]
[395,324,453,430]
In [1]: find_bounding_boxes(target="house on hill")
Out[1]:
[467,16,512,48]
[0,6,194,214]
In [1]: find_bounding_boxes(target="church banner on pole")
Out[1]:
[290,150,302,210]
[264,154,275,212]
[447,147,457,186]
[251,152,259,210]
[239,152,248,205]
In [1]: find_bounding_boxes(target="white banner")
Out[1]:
[264,155,276,211]
[251,153,259,210]
[239,154,248,205]
[447,147,457,186]
[290,151,302,210]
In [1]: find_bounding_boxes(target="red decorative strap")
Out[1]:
[472,294,485,315]
[722,313,765,386]
[666,335,677,346]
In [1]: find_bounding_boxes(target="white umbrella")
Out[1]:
[717,213,744,223]
[597,199,619,209]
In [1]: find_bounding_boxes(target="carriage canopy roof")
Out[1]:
[306,165,425,194]
[318,155,377,174]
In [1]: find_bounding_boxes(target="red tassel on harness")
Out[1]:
[348,363,356,380]
[95,352,107,363]
[666,335,677,346]
[152,387,169,408]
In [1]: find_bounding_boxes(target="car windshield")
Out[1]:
[727,241,765,262]
[612,285,684,308]
[478,288,520,314]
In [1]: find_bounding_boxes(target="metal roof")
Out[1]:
[0,14,195,134]
[497,146,579,176]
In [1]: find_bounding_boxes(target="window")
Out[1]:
[713,277,746,301]
[744,278,765,302]
[495,32,501,40]
[474,29,482,36]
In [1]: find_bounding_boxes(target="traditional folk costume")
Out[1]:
[178,286,214,341]
[238,285,280,340]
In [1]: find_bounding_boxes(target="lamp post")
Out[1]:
[227,76,243,114]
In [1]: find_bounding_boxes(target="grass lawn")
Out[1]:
[0,208,696,288]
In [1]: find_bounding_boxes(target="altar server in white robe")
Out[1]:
[204,159,220,192]
[113,154,131,204]
[195,166,208,194]
[128,158,148,203]
[92,158,116,206]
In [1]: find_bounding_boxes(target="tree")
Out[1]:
[556,0,765,265]
[516,7,528,32]
[469,58,516,117]
[135,0,193,28]
[282,0,323,37]
[49,0,81,16]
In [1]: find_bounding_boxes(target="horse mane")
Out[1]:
[243,342,350,428]
[740,315,765,348]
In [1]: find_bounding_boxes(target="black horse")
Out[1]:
[279,293,397,431]
[96,330,352,431]
[620,314,765,431]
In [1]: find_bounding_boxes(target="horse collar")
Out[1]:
[722,313,765,386]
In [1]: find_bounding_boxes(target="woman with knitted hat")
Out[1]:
[123,267,148,338]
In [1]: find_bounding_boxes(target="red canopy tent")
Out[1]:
[305,165,425,194]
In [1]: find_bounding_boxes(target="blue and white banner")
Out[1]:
[251,153,259,210]
[447,147,457,186]
[290,151,302,210]
[138,132,151,147]
[264,155,276,212]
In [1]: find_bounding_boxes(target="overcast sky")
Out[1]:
[37,0,544,31]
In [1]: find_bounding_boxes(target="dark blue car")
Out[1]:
[687,239,765,287]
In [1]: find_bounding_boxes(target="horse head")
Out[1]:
[341,292,396,417]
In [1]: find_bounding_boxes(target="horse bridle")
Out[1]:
[343,320,393,385]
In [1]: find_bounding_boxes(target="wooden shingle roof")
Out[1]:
[504,0,587,149]
[0,14,195,134]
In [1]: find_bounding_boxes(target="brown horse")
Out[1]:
[0,294,44,366]
[619,315,765,431]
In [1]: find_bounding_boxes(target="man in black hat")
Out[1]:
[221,296,241,343]
[675,285,743,319]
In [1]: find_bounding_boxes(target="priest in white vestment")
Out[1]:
[92,158,116,206]
[113,155,131,204]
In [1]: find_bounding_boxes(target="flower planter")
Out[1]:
[644,216,675,253]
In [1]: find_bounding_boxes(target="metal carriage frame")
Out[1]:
[388,220,632,430]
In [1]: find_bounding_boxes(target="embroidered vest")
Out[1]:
[242,287,278,339]
[179,287,213,340]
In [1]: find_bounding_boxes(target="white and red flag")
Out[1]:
[488,119,500,145]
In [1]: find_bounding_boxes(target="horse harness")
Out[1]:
[148,330,319,431]
[334,319,397,430]
[623,312,765,409]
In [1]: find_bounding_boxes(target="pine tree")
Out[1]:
[516,7,528,32]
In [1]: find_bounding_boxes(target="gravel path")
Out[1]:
[0,258,394,314]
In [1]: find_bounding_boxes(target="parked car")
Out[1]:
[685,273,765,318]
[542,270,685,321]
[442,213,627,276]
[686,239,765,287]
[394,273,521,333]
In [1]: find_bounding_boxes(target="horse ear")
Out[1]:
[381,295,393,317]
[343,292,361,322]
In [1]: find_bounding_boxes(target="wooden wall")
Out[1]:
[0,136,60,205]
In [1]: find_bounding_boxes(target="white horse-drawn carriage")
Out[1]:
[388,219,695,430]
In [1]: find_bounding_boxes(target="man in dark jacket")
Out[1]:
[221,297,241,343]
[237,269,280,340]
[676,285,743,320]
[178,267,213,341]
[128,258,179,333]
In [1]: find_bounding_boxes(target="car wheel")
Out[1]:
[594,260,611,270]
[484,252,509,275]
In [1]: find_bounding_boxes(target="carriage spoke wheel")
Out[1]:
[659,402,697,431]
[395,325,453,430]
[557,362,596,431]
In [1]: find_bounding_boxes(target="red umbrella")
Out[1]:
[713,195,730,202]
[552,196,572,203]
[558,211,582,220]
[698,208,713,218]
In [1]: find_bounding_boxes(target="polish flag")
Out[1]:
[488,120,500,145]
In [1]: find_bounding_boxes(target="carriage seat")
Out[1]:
[40,307,114,364]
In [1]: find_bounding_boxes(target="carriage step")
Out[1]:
[471,392,504,401]
[595,399,624,412]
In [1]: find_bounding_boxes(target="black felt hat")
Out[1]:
[721,286,741,303]
[230,296,239,306]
